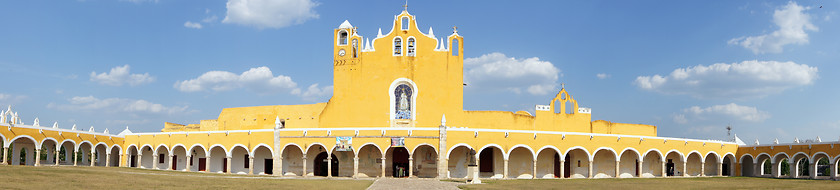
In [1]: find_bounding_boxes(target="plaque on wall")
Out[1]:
[335,137,353,151]
[391,137,405,147]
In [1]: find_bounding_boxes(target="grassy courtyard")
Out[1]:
[0,165,373,189]
[458,177,840,190]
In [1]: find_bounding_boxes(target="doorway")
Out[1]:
[314,152,338,177]
[564,154,571,178]
[198,158,206,171]
[392,147,409,177]
[666,159,675,176]
[479,149,494,173]
[264,159,273,175]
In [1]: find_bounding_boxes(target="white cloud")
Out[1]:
[728,1,818,54]
[634,60,818,99]
[48,96,189,115]
[90,65,155,86]
[222,0,319,29]
[0,93,27,104]
[464,52,561,95]
[184,21,203,29]
[174,66,297,94]
[291,83,333,101]
[674,103,770,123]
[596,73,610,79]
[202,15,218,23]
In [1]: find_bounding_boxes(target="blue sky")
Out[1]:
[0,0,837,143]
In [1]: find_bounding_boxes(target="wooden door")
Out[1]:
[564,154,571,178]
[172,155,177,170]
[198,158,206,171]
[479,149,493,172]
[222,159,227,173]
[264,159,273,175]
[554,153,561,178]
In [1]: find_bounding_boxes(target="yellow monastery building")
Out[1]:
[0,9,838,180]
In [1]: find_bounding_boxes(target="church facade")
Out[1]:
[0,9,837,180]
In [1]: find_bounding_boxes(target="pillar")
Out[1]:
[54,149,59,166]
[381,157,386,178]
[119,154,124,167]
[682,161,687,177]
[588,160,593,178]
[302,156,307,177]
[789,161,796,178]
[249,156,254,175]
[353,157,359,179]
[637,160,643,178]
[771,161,779,178]
[34,149,41,166]
[559,159,565,178]
[615,161,620,178]
[186,155,192,171]
[152,155,158,169]
[503,159,509,179]
[225,156,232,174]
[90,148,95,167]
[168,155,174,170]
[1,147,7,165]
[717,161,723,176]
[533,160,537,179]
[327,155,332,177]
[277,156,283,176]
[137,154,142,168]
[661,161,666,177]
[74,150,78,166]
[809,163,816,179]
[830,161,837,180]
[204,155,210,172]
[105,153,111,167]
[408,157,414,178]
[700,161,705,176]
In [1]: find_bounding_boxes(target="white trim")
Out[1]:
[722,152,736,162]
[125,144,138,155]
[0,123,117,137]
[0,133,6,145]
[446,143,473,160]
[406,36,416,56]
[228,144,250,157]
[208,144,227,157]
[281,143,304,155]
[619,147,642,161]
[739,154,754,164]
[811,152,831,161]
[591,147,618,161]
[389,78,419,121]
[772,152,790,163]
[155,144,170,155]
[704,151,721,162]
[109,144,122,154]
[94,142,109,152]
[477,144,505,160]
[170,144,187,155]
[392,36,403,56]
[77,140,94,152]
[506,144,535,160]
[536,145,563,160]
[754,153,771,164]
[564,146,591,162]
[790,152,810,163]
[664,149,685,163]
[642,148,665,162]
[337,29,349,46]
[305,143,327,154]
[411,143,437,156]
[9,135,39,148]
[251,143,274,156]
[139,144,154,154]
[59,139,77,150]
[39,137,58,147]
[357,143,384,158]
[189,144,209,156]
[686,151,703,161]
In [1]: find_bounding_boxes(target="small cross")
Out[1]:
[403,0,408,11]
[561,83,565,89]
[453,26,458,32]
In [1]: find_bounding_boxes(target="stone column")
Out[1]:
[226,156,232,174]
[381,157,387,178]
[34,149,41,166]
[54,149,60,166]
[119,154,124,167]
[2,147,7,165]
[186,155,192,171]
[437,123,448,179]
[74,151,79,166]
[771,161,779,178]
[559,159,565,178]
[809,163,816,179]
[789,161,796,178]
[717,161,723,176]
[302,156,307,177]
[661,161,666,177]
[327,155,332,177]
[248,156,254,175]
[637,160,643,177]
[168,155,174,170]
[90,148,95,167]
[152,154,158,169]
[353,157,359,179]
[278,156,283,176]
[615,161,620,178]
[700,161,705,176]
[503,159,509,179]
[681,161,687,177]
[533,160,538,179]
[588,160,593,178]
[409,157,414,178]
[204,156,210,172]
[830,161,837,180]
[105,153,111,167]
[136,153,142,168]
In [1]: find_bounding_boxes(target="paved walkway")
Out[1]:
[366,178,463,190]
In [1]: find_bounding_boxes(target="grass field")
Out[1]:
[0,165,373,190]
[458,177,840,190]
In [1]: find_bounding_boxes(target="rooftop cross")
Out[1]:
[403,0,408,11]
[453,26,458,33]
[561,83,565,89]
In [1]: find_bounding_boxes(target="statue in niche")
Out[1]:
[394,84,412,119]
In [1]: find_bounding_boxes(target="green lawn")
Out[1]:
[0,165,373,190]
[459,177,840,190]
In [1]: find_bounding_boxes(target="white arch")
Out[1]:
[109,144,122,154]
[722,152,736,161]
[60,139,77,150]
[536,145,563,160]
[739,154,754,164]
[208,144,227,155]
[591,147,618,161]
[357,143,384,158]
[94,142,108,150]
[564,146,592,161]
[251,143,274,156]
[125,144,138,154]
[189,144,209,156]
[39,137,58,148]
[155,144,171,155]
[305,143,327,155]
[170,144,187,155]
[642,148,665,162]
[811,152,831,162]
[686,150,703,161]
[388,78,419,121]
[754,153,772,163]
[790,152,810,163]
[9,135,40,148]
[664,149,686,162]
[281,143,305,155]
[704,151,721,162]
[227,144,250,157]
[410,143,437,156]
[772,152,790,163]
[139,144,154,155]
[619,147,643,161]
[0,133,6,145]
[506,144,535,160]
[446,143,473,160]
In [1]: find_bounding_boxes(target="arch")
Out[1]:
[10,135,39,147]
[754,153,771,163]
[506,144,535,160]
[477,144,506,159]
[641,149,663,177]
[739,154,754,164]
[406,37,416,56]
[664,150,685,176]
[590,147,618,161]
[389,78,418,121]
[451,38,459,56]
[0,133,6,146]
[337,29,348,45]
[811,152,831,162]
[619,147,643,161]
[251,143,275,156]
[77,140,94,151]
[109,144,122,154]
[536,145,563,159]
[125,144,138,154]
[685,151,703,176]
[791,152,810,163]
[740,154,755,177]
[189,144,209,156]
[170,144,187,155]
[305,143,327,155]
[618,148,642,178]
[772,152,790,164]
[564,146,592,161]
[228,144,250,157]
[642,149,665,162]
[208,145,228,173]
[705,151,721,162]
[125,144,139,168]
[356,143,384,178]
[446,143,473,160]
[664,149,686,163]
[686,151,703,161]
[393,36,403,56]
[704,152,720,176]
[208,144,227,155]
[592,147,618,178]
[39,137,58,148]
[535,145,562,178]
[60,139,77,150]
[508,145,536,179]
[281,143,304,156]
[565,146,591,178]
[400,16,409,30]
[410,143,437,156]
[155,144,171,155]
[411,144,438,178]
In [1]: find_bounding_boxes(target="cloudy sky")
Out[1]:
[0,0,837,143]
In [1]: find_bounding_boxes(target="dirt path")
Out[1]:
[366,178,463,190]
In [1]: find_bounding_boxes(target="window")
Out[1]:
[394,84,412,119]
[451,39,459,56]
[244,155,249,168]
[401,16,409,30]
[159,154,165,163]
[407,38,415,56]
[352,39,358,58]
[338,31,348,45]
[394,38,402,56]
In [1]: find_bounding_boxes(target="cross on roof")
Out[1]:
[403,0,408,11]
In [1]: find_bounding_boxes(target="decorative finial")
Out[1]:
[453,26,458,33]
[561,83,565,89]
[441,114,446,126]
[403,0,408,11]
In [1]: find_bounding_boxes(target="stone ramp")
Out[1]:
[366,178,462,190]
